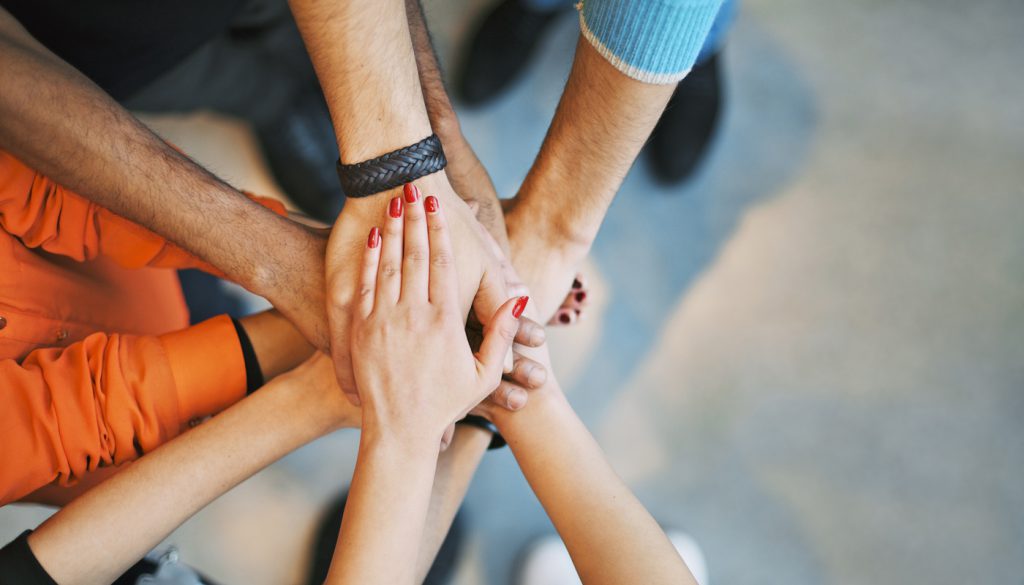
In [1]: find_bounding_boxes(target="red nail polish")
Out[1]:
[368,227,380,248]
[512,296,529,319]
[424,195,439,213]
[559,312,571,324]
[389,197,403,218]
[403,183,420,203]
[572,278,582,290]
[575,291,586,303]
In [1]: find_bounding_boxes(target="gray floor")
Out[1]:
[2,0,1023,583]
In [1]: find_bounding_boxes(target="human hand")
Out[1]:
[349,186,528,444]
[549,273,589,326]
[325,174,513,403]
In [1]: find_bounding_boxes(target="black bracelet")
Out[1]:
[457,415,507,450]
[336,134,447,198]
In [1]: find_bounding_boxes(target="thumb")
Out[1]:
[476,296,529,387]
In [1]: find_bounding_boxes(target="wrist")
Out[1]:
[490,381,567,436]
[505,191,593,264]
[360,422,443,460]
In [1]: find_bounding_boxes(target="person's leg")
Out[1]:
[646,0,737,185]
[122,0,343,221]
[456,0,574,105]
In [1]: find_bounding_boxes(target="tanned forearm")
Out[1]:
[490,384,697,585]
[0,8,329,348]
[404,0,509,250]
[507,37,675,254]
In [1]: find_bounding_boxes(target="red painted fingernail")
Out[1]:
[575,291,586,302]
[572,278,582,289]
[512,296,529,319]
[424,195,439,213]
[389,197,403,218]
[559,312,571,324]
[367,227,380,248]
[403,183,420,203]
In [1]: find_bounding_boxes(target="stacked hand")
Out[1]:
[347,187,529,444]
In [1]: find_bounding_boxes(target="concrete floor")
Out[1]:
[2,0,1023,583]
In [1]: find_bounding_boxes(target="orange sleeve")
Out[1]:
[0,315,246,506]
[0,151,287,274]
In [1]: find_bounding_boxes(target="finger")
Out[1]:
[357,227,382,318]
[424,195,459,307]
[440,423,455,451]
[476,296,528,387]
[376,196,404,307]
[515,317,546,348]
[570,289,588,308]
[487,380,528,412]
[508,353,548,389]
[400,183,429,303]
[572,274,586,290]
[549,308,577,326]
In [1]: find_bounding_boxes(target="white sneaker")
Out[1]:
[516,529,709,585]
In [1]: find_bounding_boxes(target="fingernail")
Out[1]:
[576,291,586,303]
[512,296,529,319]
[403,183,420,203]
[389,196,403,218]
[507,389,527,410]
[559,312,571,324]
[572,278,582,290]
[424,195,439,213]
[368,227,380,248]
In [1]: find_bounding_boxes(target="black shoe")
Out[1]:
[255,88,343,222]
[646,51,724,185]
[457,0,564,106]
[305,491,466,585]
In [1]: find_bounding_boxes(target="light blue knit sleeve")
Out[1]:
[578,0,724,84]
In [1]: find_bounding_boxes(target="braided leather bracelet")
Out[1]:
[336,133,447,198]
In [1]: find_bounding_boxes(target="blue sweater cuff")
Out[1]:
[579,0,724,84]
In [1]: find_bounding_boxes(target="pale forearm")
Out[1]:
[0,9,329,348]
[493,386,695,585]
[328,431,438,585]
[508,37,675,253]
[414,425,491,582]
[28,362,349,585]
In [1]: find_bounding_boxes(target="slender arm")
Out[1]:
[26,355,359,585]
[487,380,697,585]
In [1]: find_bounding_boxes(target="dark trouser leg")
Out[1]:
[123,0,343,221]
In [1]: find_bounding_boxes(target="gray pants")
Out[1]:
[122,0,319,129]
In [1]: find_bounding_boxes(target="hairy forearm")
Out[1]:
[328,430,438,584]
[414,425,491,582]
[508,37,675,253]
[28,364,348,585]
[492,385,696,585]
[0,10,329,347]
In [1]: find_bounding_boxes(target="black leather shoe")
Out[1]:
[457,0,564,106]
[255,88,343,222]
[305,490,466,585]
[646,51,724,185]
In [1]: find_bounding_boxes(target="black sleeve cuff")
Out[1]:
[456,415,507,450]
[0,531,58,585]
[230,318,264,395]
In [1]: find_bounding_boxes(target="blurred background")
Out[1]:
[2,0,1023,583]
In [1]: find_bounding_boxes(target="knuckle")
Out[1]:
[405,248,429,263]
[431,252,453,268]
[381,261,399,277]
